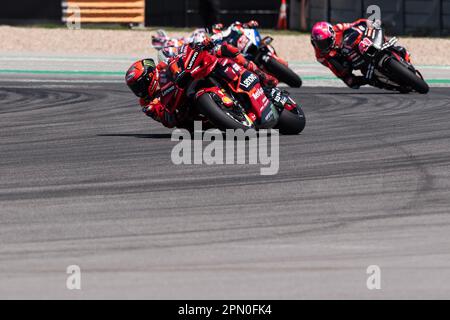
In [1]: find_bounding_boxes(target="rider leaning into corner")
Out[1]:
[311,18,411,89]
[125,38,280,129]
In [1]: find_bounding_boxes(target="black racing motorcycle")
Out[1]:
[346,21,429,93]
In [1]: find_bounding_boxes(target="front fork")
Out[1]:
[264,87,298,113]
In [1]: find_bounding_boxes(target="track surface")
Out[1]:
[1,79,450,299]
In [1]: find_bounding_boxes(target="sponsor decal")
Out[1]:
[162,85,175,96]
[187,51,199,70]
[126,72,135,82]
[143,60,156,68]
[264,109,274,121]
[252,87,264,100]
[271,89,288,107]
[232,63,241,72]
[222,96,233,105]
[241,73,258,89]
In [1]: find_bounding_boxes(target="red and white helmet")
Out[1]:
[311,21,336,54]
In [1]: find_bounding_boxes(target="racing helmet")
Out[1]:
[151,29,169,49]
[190,28,208,45]
[157,46,178,64]
[231,21,245,34]
[311,22,336,54]
[211,23,224,34]
[125,59,159,99]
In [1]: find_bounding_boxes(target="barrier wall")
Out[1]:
[0,0,61,23]
[305,0,450,36]
[62,0,145,24]
[146,0,280,28]
[0,0,448,36]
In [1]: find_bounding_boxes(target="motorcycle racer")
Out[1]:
[211,20,259,34]
[311,19,411,89]
[126,40,279,129]
[125,58,187,128]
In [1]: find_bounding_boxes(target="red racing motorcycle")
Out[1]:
[159,44,306,134]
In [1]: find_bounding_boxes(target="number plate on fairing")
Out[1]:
[359,37,373,54]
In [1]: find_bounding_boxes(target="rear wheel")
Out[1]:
[196,93,254,131]
[262,56,302,88]
[384,58,429,94]
[275,106,306,135]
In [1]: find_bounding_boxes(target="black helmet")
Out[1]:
[125,59,159,98]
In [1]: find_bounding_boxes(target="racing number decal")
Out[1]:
[359,37,373,54]
[237,35,250,51]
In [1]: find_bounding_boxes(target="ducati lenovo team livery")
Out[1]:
[126,40,305,134]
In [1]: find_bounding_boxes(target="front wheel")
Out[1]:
[262,56,302,88]
[275,106,306,135]
[196,93,254,131]
[384,58,429,94]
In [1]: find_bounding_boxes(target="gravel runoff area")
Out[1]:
[1,26,450,65]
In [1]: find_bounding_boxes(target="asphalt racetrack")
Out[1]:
[1,74,450,299]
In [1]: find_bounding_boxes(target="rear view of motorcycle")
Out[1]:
[218,23,303,88]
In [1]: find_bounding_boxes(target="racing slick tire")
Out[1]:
[275,106,306,135]
[385,58,429,94]
[196,93,254,131]
[262,56,302,88]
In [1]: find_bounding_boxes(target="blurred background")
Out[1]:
[0,0,449,36]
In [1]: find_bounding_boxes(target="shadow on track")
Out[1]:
[98,133,172,139]
[308,91,400,95]
[98,131,283,140]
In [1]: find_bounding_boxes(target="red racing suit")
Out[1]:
[140,42,278,128]
[315,19,372,88]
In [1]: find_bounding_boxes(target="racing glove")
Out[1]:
[245,61,279,88]
[254,69,279,88]
[142,99,191,129]
[235,56,278,88]
[141,99,162,121]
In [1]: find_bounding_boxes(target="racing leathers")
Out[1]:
[140,42,279,129]
[315,19,411,89]
[314,19,372,88]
